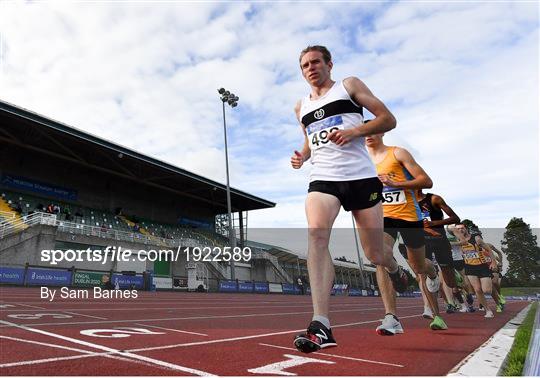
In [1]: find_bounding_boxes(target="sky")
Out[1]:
[1,1,538,262]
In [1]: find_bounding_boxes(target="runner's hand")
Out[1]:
[328,128,358,146]
[378,174,398,187]
[291,150,304,169]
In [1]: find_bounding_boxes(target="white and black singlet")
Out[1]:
[300,79,376,182]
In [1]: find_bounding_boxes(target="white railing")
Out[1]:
[1,212,238,280]
[0,212,200,249]
[0,212,57,239]
[56,220,205,249]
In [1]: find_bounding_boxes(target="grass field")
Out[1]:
[502,302,538,376]
[501,287,540,296]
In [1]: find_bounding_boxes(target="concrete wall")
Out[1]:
[250,259,285,283]
[1,225,283,290]
[234,265,251,281]
[251,259,267,282]
[0,224,57,266]
[0,225,192,276]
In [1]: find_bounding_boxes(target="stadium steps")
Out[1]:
[0,197,28,233]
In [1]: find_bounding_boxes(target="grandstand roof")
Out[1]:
[0,100,275,212]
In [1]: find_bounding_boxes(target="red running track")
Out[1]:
[0,287,529,376]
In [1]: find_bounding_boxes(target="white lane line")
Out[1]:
[11,303,46,310]
[62,311,108,320]
[0,303,384,312]
[128,313,422,353]
[0,354,122,369]
[0,314,422,369]
[0,305,422,328]
[0,334,98,354]
[258,343,405,368]
[134,323,208,337]
[0,320,215,376]
[0,298,388,303]
[0,335,138,368]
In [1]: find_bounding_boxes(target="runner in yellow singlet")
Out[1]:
[449,223,500,317]
[366,133,446,333]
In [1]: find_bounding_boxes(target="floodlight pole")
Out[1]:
[218,88,239,281]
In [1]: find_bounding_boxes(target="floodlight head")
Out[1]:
[221,96,228,103]
[228,99,235,105]
[224,90,230,96]
[218,88,225,94]
[231,102,238,108]
[234,96,239,101]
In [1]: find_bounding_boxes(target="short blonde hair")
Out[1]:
[299,45,332,65]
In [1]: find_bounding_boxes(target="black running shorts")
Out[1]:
[464,264,493,279]
[425,237,453,267]
[308,177,382,211]
[453,260,465,271]
[383,217,425,249]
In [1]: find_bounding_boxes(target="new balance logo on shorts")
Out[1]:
[370,192,378,201]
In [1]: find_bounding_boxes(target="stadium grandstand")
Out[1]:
[0,99,377,295]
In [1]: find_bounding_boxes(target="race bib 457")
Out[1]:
[382,187,406,205]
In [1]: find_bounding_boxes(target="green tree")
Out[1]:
[501,218,540,286]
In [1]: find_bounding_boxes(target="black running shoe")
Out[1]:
[293,321,337,353]
[388,265,408,293]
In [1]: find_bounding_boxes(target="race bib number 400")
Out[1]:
[382,188,406,205]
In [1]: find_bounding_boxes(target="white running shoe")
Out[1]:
[459,304,468,313]
[485,310,494,318]
[426,275,440,293]
[422,306,434,319]
[376,314,404,336]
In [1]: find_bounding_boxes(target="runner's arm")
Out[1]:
[476,236,497,269]
[489,243,503,265]
[296,100,311,159]
[291,100,311,168]
[426,195,461,227]
[342,76,396,136]
[381,147,433,190]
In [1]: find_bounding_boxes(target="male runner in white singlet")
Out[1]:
[291,45,408,353]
